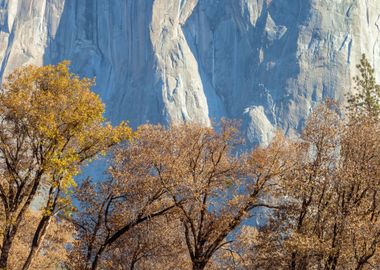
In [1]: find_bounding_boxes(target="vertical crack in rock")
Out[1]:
[0,0,379,146]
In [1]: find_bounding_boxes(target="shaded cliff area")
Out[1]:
[0,0,380,146]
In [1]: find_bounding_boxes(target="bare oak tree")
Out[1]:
[121,123,291,270]
[69,122,293,270]
[216,56,380,270]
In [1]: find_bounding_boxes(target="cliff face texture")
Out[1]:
[0,0,380,145]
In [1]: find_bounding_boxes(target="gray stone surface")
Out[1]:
[0,0,380,145]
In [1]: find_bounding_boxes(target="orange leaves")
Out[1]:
[95,121,291,269]
[248,101,380,269]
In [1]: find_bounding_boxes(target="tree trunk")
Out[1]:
[192,261,207,270]
[90,245,105,270]
[290,252,297,270]
[0,225,16,270]
[325,255,338,270]
[21,215,52,270]
[0,235,13,269]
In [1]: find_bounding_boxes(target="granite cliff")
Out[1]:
[1,0,380,145]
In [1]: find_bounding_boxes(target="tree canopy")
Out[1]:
[0,62,132,270]
[0,56,380,270]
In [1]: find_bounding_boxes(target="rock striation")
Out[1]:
[0,0,380,146]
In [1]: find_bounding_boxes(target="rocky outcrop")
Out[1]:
[0,0,379,145]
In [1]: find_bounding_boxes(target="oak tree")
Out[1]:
[247,104,380,268]
[218,57,380,269]
[0,62,132,269]
[69,122,293,270]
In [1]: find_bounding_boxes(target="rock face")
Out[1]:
[1,0,380,146]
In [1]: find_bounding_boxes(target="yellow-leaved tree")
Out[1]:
[0,62,132,270]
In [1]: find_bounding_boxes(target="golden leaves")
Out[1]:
[0,62,133,269]
[0,61,133,191]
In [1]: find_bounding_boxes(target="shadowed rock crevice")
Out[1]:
[0,0,378,145]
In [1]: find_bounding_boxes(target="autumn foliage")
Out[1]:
[0,56,380,270]
[68,122,291,270]
[0,62,132,269]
